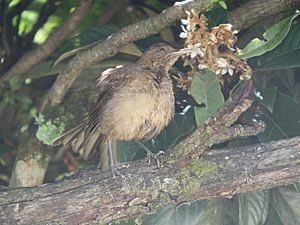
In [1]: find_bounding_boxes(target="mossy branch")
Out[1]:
[1,136,300,224]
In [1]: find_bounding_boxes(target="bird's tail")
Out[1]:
[50,118,102,159]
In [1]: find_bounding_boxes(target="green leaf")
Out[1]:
[191,198,238,225]
[251,23,300,70]
[9,75,22,91]
[204,7,228,28]
[53,25,142,67]
[12,93,33,112]
[257,92,300,142]
[142,198,237,225]
[293,182,300,193]
[237,191,270,225]
[237,11,300,59]
[211,0,227,9]
[143,201,208,225]
[259,87,277,113]
[264,206,284,225]
[53,25,119,66]
[253,76,278,113]
[13,93,33,105]
[191,70,224,126]
[218,1,227,9]
[271,187,300,225]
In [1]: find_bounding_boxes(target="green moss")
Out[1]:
[211,0,227,9]
[35,114,66,145]
[177,158,218,193]
[32,150,50,168]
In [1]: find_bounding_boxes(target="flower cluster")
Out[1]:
[177,10,252,89]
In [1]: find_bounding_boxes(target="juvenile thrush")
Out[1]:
[51,43,191,165]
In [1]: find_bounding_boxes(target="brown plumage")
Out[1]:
[51,43,190,160]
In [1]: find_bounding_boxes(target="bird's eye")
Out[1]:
[159,47,166,53]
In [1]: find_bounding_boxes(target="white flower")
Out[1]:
[181,18,193,31]
[181,19,188,25]
[198,64,207,70]
[179,25,188,38]
[223,23,233,31]
[209,33,217,43]
[254,90,263,100]
[185,10,191,16]
[188,43,204,58]
[215,58,235,75]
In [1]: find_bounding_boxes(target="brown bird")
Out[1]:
[51,43,190,166]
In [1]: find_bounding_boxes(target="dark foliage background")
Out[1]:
[0,0,300,224]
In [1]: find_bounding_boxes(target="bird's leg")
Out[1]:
[108,139,127,179]
[108,139,117,178]
[137,141,164,167]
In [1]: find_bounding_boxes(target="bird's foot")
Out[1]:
[146,150,165,168]
[137,141,165,168]
[111,163,129,179]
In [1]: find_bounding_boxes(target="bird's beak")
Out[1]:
[177,48,193,55]
[169,48,192,56]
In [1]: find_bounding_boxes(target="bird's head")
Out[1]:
[138,43,191,71]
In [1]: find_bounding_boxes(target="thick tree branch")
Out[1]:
[227,0,298,31]
[1,0,93,82]
[1,136,299,224]
[174,80,258,157]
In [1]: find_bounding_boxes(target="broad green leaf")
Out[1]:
[264,207,284,225]
[271,187,300,225]
[204,7,228,27]
[119,43,143,57]
[53,25,142,67]
[238,11,300,59]
[257,92,300,142]
[251,23,300,70]
[9,75,22,91]
[193,198,238,225]
[253,76,277,113]
[213,0,227,10]
[219,1,227,9]
[293,182,300,193]
[53,43,96,67]
[237,191,270,225]
[13,93,33,105]
[259,87,277,113]
[140,198,237,225]
[143,201,208,225]
[53,42,142,67]
[56,25,119,56]
[191,70,224,126]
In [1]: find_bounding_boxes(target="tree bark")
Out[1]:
[1,136,300,225]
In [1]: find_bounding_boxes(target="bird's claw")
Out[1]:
[146,150,165,168]
[111,163,129,180]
